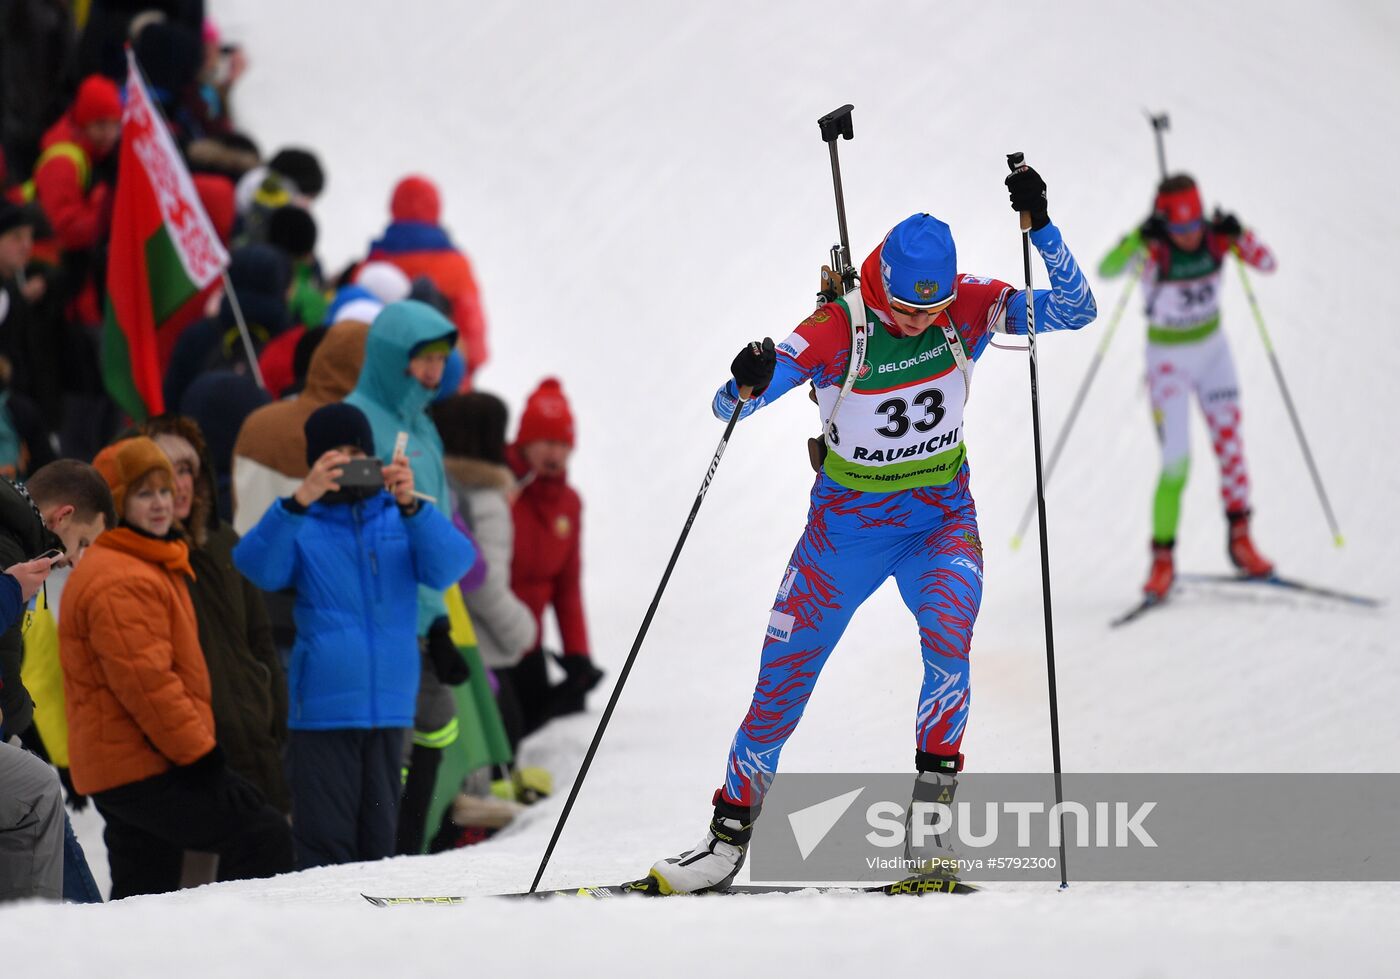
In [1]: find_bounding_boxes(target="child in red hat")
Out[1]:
[504,378,602,733]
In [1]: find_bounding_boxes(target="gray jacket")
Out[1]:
[444,457,536,669]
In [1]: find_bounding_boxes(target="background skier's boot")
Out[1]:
[1227,509,1274,578]
[1143,539,1175,600]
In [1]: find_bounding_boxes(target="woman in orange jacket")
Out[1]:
[60,437,293,898]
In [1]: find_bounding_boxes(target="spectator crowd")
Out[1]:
[0,0,602,903]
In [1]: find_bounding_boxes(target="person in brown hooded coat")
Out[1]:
[231,320,370,535]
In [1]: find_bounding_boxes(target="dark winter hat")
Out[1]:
[391,175,441,224]
[304,402,375,467]
[221,244,292,339]
[409,275,453,317]
[72,74,123,127]
[267,205,318,258]
[229,243,293,298]
[0,201,37,236]
[269,148,325,199]
[880,214,957,308]
[133,23,203,97]
[292,327,330,386]
[516,378,575,448]
[432,392,508,464]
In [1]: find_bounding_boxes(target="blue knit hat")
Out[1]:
[880,214,957,308]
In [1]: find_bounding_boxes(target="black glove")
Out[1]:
[174,745,264,811]
[1004,165,1049,230]
[1139,214,1167,243]
[58,767,89,813]
[552,653,604,694]
[1211,211,1242,238]
[730,338,776,397]
[176,745,227,786]
[427,616,470,686]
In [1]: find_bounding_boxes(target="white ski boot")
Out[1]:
[649,796,756,894]
[905,753,962,879]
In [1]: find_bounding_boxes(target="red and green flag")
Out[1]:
[102,48,228,421]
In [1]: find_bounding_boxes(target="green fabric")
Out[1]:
[288,265,328,328]
[825,442,967,492]
[1148,317,1221,345]
[821,296,970,492]
[421,643,514,852]
[1152,457,1191,543]
[413,716,459,749]
[1098,229,1143,278]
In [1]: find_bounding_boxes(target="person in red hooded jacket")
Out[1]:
[505,378,602,734]
[29,75,121,265]
[365,175,488,384]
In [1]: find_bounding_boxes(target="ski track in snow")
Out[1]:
[12,2,1400,975]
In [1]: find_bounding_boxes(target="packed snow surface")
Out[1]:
[10,2,1400,976]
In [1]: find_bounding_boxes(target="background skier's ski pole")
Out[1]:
[1233,255,1345,547]
[1007,151,1069,888]
[528,386,754,893]
[1011,263,1139,550]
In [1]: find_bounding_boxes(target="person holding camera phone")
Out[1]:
[234,403,475,868]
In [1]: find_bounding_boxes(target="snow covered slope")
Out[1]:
[13,1,1400,975]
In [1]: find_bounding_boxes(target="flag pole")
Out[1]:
[219,270,268,389]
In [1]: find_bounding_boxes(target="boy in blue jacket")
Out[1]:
[234,403,475,868]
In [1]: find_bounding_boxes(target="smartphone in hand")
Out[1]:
[337,457,385,489]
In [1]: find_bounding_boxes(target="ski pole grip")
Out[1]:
[738,384,754,402]
[1006,152,1032,232]
[818,104,855,143]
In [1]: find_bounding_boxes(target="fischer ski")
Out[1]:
[363,874,979,905]
[1176,572,1381,608]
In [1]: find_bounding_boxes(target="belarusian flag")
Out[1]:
[102,48,229,421]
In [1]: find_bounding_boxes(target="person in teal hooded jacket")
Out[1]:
[344,299,477,853]
[346,300,457,627]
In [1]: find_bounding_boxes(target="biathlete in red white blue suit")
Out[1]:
[649,165,1098,894]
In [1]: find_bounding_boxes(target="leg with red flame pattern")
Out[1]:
[893,511,983,759]
[718,482,916,808]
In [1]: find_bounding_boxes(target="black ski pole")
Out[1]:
[1011,265,1140,550]
[528,384,755,893]
[1146,111,1170,180]
[1006,151,1069,888]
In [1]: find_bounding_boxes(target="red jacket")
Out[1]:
[508,447,589,657]
[31,116,111,252]
[366,222,488,381]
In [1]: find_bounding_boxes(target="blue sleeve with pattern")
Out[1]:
[1003,222,1098,336]
[711,354,810,422]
